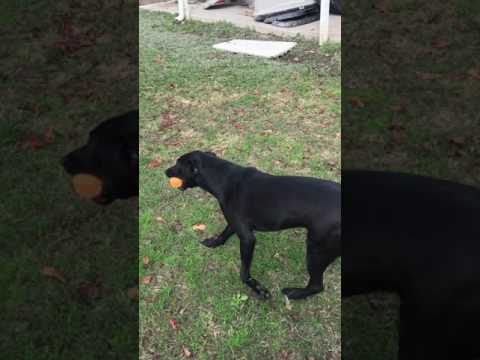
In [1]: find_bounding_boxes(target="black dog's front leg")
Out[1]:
[237,228,271,300]
[201,224,235,248]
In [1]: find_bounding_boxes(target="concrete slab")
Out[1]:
[213,39,297,58]
[140,1,341,42]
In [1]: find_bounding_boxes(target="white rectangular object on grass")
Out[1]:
[213,40,297,58]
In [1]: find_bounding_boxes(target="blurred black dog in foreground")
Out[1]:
[62,110,138,205]
[343,170,480,360]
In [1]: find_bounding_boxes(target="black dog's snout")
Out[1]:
[165,167,174,177]
[62,153,74,174]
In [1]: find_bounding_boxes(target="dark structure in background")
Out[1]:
[342,1,480,359]
[1,1,139,358]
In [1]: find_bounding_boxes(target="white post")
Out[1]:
[176,0,188,21]
[319,0,330,44]
[176,0,185,21]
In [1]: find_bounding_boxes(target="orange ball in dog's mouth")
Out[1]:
[72,174,103,199]
[169,177,183,189]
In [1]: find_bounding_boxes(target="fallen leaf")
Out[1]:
[144,296,157,303]
[41,266,66,283]
[143,256,150,267]
[234,123,242,129]
[161,113,176,129]
[44,127,54,144]
[272,253,282,261]
[154,55,163,64]
[280,349,290,359]
[416,72,441,80]
[181,346,192,358]
[181,129,195,138]
[169,318,178,330]
[156,216,166,224]
[284,295,293,311]
[127,287,139,300]
[143,275,153,285]
[432,40,450,49]
[390,104,406,113]
[22,135,44,150]
[146,159,162,168]
[348,97,365,108]
[192,223,207,231]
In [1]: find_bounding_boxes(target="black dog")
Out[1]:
[62,110,139,205]
[166,151,341,300]
[342,170,480,360]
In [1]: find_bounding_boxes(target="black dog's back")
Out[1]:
[239,172,340,231]
[342,170,480,358]
[343,170,480,299]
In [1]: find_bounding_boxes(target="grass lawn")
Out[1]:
[1,1,138,359]
[139,11,341,360]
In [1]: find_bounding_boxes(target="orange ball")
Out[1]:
[169,177,183,189]
[72,174,103,198]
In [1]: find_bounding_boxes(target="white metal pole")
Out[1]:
[319,0,330,44]
[176,0,185,21]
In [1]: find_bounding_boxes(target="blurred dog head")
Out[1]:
[62,110,139,205]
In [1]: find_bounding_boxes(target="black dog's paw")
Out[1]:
[282,287,321,300]
[201,236,225,248]
[251,285,271,300]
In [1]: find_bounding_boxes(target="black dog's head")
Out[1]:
[165,151,217,191]
[62,110,139,205]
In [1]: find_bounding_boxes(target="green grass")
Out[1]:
[0,1,138,359]
[140,11,340,360]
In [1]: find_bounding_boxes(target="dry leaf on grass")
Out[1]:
[192,223,206,231]
[41,266,66,283]
[44,127,54,144]
[143,256,150,267]
[143,275,153,285]
[181,345,192,358]
[284,295,293,311]
[156,216,166,223]
[169,318,178,330]
[146,159,162,168]
[348,96,365,108]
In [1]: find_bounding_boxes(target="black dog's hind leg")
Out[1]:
[236,226,271,300]
[282,227,340,300]
[201,224,235,248]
